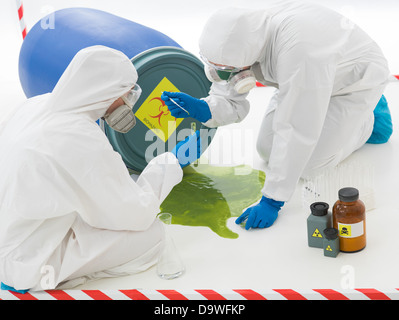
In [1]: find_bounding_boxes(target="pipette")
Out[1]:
[168,96,190,115]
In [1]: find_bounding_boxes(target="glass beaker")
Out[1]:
[156,213,185,280]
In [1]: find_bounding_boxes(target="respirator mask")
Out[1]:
[201,54,257,94]
[103,84,142,133]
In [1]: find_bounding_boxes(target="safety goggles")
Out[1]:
[122,84,142,107]
[200,53,250,81]
[199,53,245,73]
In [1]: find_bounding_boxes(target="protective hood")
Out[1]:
[199,7,271,68]
[46,45,138,121]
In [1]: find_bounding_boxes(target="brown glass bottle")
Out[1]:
[333,187,366,252]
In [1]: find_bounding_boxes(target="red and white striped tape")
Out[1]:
[16,0,27,39]
[1,288,399,300]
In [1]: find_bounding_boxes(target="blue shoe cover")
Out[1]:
[1,282,29,294]
[366,95,393,144]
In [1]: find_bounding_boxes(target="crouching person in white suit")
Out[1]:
[0,46,200,292]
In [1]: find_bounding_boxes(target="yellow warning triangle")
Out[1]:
[326,245,333,251]
[312,228,323,238]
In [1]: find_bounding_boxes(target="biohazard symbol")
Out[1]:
[326,245,333,251]
[135,77,184,142]
[312,228,323,238]
[148,97,176,127]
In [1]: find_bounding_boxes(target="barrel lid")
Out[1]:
[338,187,359,202]
[105,46,213,172]
[310,202,329,216]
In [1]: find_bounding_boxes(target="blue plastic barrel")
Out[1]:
[18,7,214,172]
[18,7,182,98]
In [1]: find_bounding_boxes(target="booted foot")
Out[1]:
[366,95,393,144]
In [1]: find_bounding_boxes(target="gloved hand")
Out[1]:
[161,91,212,123]
[235,196,284,230]
[172,130,201,168]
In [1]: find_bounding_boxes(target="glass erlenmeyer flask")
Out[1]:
[156,213,185,280]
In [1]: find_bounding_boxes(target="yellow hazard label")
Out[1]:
[326,245,333,251]
[312,228,323,238]
[135,77,184,142]
[338,224,352,237]
[338,221,364,238]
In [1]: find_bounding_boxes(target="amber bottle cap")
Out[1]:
[338,187,359,202]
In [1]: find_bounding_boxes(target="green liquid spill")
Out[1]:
[160,163,265,239]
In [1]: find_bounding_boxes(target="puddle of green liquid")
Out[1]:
[160,163,265,239]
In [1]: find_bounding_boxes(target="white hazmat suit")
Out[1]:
[0,46,183,291]
[200,2,390,202]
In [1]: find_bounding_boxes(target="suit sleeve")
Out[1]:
[202,82,251,128]
[74,142,183,231]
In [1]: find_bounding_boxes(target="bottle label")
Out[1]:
[338,221,364,238]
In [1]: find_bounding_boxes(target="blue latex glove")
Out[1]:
[1,282,29,294]
[366,95,393,144]
[161,91,212,123]
[172,130,201,168]
[235,196,284,230]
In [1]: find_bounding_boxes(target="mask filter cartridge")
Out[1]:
[230,70,257,94]
[104,104,136,133]
[204,66,257,94]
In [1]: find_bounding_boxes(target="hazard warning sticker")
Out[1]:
[135,77,184,142]
[312,228,323,238]
[338,221,364,238]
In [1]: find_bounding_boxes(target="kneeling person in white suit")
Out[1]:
[162,3,393,231]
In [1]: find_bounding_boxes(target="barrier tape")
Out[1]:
[16,0,27,39]
[0,289,398,300]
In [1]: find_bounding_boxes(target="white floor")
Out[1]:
[69,83,399,292]
[0,0,398,292]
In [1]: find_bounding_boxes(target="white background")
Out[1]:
[0,0,398,292]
